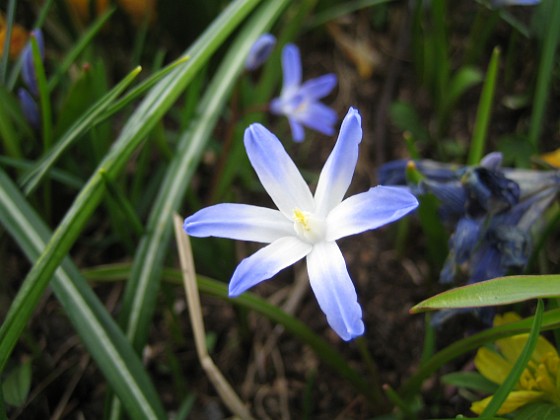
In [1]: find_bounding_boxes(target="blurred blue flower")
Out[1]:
[17,88,40,129]
[270,43,338,143]
[245,33,276,71]
[21,29,45,97]
[184,108,418,340]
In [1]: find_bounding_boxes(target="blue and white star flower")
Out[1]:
[184,108,418,340]
[270,43,338,143]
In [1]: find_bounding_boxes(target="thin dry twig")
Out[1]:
[172,214,255,420]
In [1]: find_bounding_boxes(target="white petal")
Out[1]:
[326,186,418,241]
[244,123,314,216]
[306,242,364,341]
[229,236,312,296]
[184,203,293,243]
[314,108,362,217]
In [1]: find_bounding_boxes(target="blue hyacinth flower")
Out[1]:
[184,108,418,340]
[270,43,338,143]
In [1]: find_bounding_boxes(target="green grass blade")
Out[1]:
[118,0,290,355]
[19,66,142,195]
[482,300,543,417]
[0,169,166,419]
[0,155,83,189]
[468,46,500,165]
[528,0,560,148]
[0,0,262,373]
[410,274,560,313]
[98,56,188,121]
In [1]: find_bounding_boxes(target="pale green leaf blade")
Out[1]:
[411,275,560,314]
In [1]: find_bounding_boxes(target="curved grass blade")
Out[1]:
[19,66,142,195]
[98,56,189,121]
[410,274,560,314]
[0,169,166,419]
[0,0,262,373]
[528,0,560,148]
[467,46,500,165]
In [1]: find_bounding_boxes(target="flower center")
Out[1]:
[292,208,325,244]
[519,352,560,405]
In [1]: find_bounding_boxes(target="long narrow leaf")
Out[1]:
[0,169,166,419]
[528,0,560,148]
[482,300,544,417]
[0,0,262,373]
[410,274,560,313]
[467,46,500,165]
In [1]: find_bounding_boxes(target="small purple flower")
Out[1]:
[270,44,338,143]
[21,29,45,97]
[184,108,418,340]
[245,33,276,71]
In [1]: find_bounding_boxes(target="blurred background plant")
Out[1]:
[0,0,559,418]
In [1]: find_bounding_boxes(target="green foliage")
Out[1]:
[0,0,559,417]
[514,403,560,419]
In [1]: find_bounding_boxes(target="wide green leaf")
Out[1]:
[411,275,560,314]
